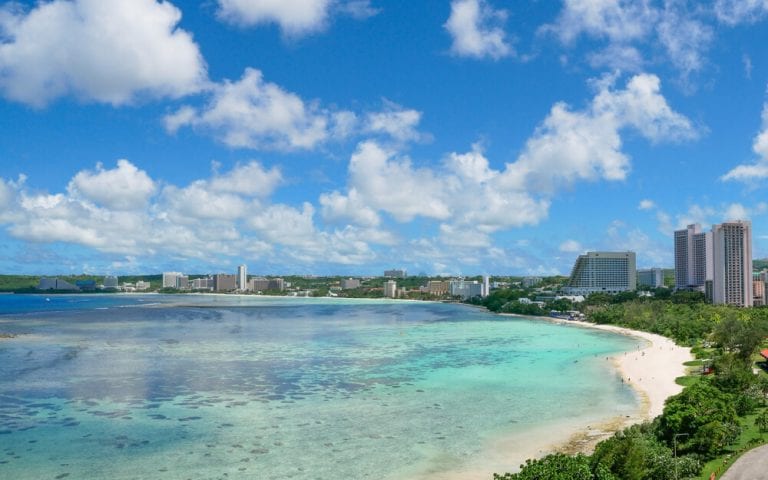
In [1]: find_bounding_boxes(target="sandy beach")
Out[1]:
[413,316,693,480]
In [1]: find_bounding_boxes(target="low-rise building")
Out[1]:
[425,280,450,296]
[37,277,79,291]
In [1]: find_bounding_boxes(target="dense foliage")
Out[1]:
[491,293,768,480]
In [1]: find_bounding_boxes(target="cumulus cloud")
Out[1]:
[324,74,692,245]
[444,0,512,60]
[0,0,206,107]
[638,199,656,210]
[364,102,426,143]
[216,0,377,37]
[0,159,400,267]
[165,68,328,150]
[68,160,156,210]
[722,102,768,182]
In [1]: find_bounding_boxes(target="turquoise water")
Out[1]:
[0,295,639,479]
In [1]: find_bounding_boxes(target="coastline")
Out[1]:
[412,312,692,480]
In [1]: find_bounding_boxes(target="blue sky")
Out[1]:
[1,0,768,276]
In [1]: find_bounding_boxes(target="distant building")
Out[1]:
[482,275,490,297]
[237,265,248,291]
[191,277,212,290]
[135,280,150,291]
[562,251,636,295]
[449,278,483,300]
[637,268,664,288]
[674,224,709,291]
[249,277,285,292]
[103,276,118,289]
[425,280,450,296]
[340,278,361,289]
[37,277,79,291]
[384,269,407,279]
[177,275,189,290]
[522,276,542,288]
[163,272,183,289]
[711,220,752,307]
[214,274,237,292]
[384,280,397,298]
[753,280,765,306]
[75,280,96,291]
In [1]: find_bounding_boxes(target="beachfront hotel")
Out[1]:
[711,220,753,307]
[673,224,708,291]
[562,251,637,295]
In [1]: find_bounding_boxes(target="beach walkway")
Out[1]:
[720,444,768,480]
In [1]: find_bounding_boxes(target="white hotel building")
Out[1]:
[562,251,636,295]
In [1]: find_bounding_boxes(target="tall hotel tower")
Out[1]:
[711,221,752,307]
[673,224,708,291]
[237,264,248,291]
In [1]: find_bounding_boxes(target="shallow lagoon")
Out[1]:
[0,295,639,479]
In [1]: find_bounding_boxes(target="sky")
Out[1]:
[1,0,768,277]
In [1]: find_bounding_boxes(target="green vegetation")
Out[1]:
[493,293,768,480]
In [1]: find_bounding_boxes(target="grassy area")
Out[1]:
[675,375,700,387]
[698,409,768,479]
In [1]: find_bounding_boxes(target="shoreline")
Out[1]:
[413,313,692,480]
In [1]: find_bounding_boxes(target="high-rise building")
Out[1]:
[674,224,708,291]
[482,275,490,297]
[103,275,118,289]
[237,265,248,291]
[522,276,542,288]
[162,272,182,289]
[424,280,449,296]
[637,268,664,288]
[384,280,397,298]
[562,251,636,295]
[711,220,752,307]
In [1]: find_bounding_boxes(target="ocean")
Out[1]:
[0,294,639,479]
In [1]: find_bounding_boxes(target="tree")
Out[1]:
[658,382,740,457]
[756,410,768,437]
[494,453,615,480]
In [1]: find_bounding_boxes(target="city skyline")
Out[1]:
[2,1,768,276]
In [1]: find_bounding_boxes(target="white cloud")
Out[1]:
[319,189,381,227]
[714,0,768,25]
[364,102,425,143]
[655,5,712,83]
[504,73,695,194]
[325,74,692,249]
[559,239,583,253]
[724,203,750,221]
[638,199,656,210]
[722,102,768,182]
[542,0,656,44]
[216,0,378,37]
[217,0,332,36]
[542,0,712,82]
[444,0,512,60]
[68,160,156,211]
[165,68,328,150]
[0,0,206,107]
[209,162,283,196]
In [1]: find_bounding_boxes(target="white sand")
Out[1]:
[409,317,693,480]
